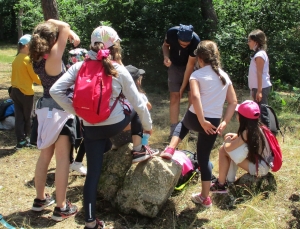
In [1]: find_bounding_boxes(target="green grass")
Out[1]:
[0,45,16,63]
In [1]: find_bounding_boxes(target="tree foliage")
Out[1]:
[1,0,299,90]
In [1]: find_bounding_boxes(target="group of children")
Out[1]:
[9,20,272,228]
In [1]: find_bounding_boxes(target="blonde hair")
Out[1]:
[29,21,58,62]
[194,40,226,85]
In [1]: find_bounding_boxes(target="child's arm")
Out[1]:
[146,101,152,110]
[26,57,41,85]
[224,133,238,140]
[223,130,247,152]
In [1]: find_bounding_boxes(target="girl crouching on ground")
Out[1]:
[210,100,272,193]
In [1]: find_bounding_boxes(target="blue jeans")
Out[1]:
[173,110,220,181]
[83,110,142,222]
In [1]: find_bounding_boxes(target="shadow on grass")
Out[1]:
[287,193,300,228]
[176,206,210,228]
[0,148,16,159]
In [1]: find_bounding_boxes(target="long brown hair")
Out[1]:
[237,113,266,164]
[90,42,119,77]
[29,21,59,62]
[194,40,226,85]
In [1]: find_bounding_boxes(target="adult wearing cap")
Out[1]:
[162,24,200,137]
[210,100,271,193]
[10,34,41,149]
[50,26,157,229]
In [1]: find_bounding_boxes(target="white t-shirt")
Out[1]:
[189,65,232,118]
[248,50,272,90]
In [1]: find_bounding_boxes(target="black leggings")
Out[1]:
[173,110,220,181]
[83,109,142,222]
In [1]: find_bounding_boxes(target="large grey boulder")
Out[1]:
[98,143,182,217]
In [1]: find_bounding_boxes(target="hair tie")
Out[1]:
[97,49,110,60]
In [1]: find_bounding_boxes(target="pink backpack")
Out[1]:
[261,125,283,172]
[73,59,118,124]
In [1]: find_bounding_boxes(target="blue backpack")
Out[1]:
[0,99,14,121]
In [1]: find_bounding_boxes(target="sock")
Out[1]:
[200,195,206,200]
[60,204,67,211]
[217,179,224,186]
[133,144,142,152]
[86,221,96,228]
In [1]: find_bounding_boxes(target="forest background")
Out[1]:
[0,1,300,228]
[0,0,300,100]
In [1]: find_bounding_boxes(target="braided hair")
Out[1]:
[194,40,226,85]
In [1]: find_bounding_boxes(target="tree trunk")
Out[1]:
[41,0,59,20]
[17,9,23,39]
[200,0,218,37]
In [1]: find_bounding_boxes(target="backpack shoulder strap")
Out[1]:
[265,105,284,141]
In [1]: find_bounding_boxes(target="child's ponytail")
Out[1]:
[195,40,226,85]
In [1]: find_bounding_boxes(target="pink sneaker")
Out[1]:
[191,193,212,208]
[160,146,175,160]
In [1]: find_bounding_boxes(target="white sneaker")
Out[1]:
[69,162,87,175]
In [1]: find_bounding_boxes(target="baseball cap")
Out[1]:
[18,34,31,45]
[236,100,260,119]
[91,26,121,49]
[125,65,145,81]
[177,24,194,42]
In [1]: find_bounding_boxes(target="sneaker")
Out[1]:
[160,146,175,160]
[15,140,33,150]
[31,193,55,211]
[210,179,228,193]
[84,218,105,229]
[191,193,212,208]
[132,145,158,163]
[69,162,87,175]
[211,174,217,183]
[51,200,78,221]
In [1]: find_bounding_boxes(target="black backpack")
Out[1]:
[260,104,284,139]
[0,99,14,121]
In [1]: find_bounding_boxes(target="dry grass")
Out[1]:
[1,45,300,229]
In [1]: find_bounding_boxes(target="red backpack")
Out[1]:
[261,125,283,172]
[73,59,118,124]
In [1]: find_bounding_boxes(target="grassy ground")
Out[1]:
[1,44,300,229]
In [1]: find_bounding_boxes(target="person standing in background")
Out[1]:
[247,29,272,105]
[162,24,200,138]
[10,34,41,149]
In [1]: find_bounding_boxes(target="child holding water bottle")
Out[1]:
[110,65,154,148]
[125,65,152,145]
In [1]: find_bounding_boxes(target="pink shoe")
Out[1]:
[191,193,212,208]
[160,146,175,160]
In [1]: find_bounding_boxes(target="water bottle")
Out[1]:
[141,133,150,145]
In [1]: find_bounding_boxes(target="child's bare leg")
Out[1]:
[35,145,55,200]
[54,135,71,208]
[218,146,231,184]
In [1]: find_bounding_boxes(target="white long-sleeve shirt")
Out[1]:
[50,54,152,130]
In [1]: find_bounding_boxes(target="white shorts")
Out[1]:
[226,143,269,176]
